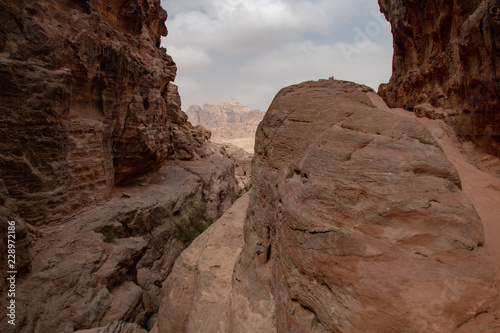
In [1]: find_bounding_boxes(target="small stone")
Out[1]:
[255,242,264,255]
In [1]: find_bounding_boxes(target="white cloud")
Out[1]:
[163,0,367,53]
[160,0,393,112]
[167,45,213,72]
[174,76,203,96]
[241,39,392,89]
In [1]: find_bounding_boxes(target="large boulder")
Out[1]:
[229,79,499,332]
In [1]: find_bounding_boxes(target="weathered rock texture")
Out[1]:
[216,143,253,192]
[378,0,500,156]
[158,193,250,333]
[186,99,265,153]
[74,320,148,333]
[0,151,237,332]
[0,0,209,225]
[227,79,499,332]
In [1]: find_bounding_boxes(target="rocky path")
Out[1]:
[159,80,499,333]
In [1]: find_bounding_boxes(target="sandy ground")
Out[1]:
[368,92,500,332]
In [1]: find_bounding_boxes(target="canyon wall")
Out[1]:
[0,0,209,225]
[0,1,241,331]
[378,0,500,156]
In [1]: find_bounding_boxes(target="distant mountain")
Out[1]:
[186,99,265,153]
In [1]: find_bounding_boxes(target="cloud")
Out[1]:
[160,0,393,112]
[167,45,213,72]
[164,0,368,54]
[241,39,392,92]
[174,76,204,96]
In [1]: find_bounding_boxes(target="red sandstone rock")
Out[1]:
[0,152,237,332]
[229,79,499,332]
[378,0,500,156]
[0,0,208,225]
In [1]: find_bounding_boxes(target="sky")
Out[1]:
[159,0,394,112]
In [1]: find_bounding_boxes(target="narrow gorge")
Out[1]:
[0,0,499,333]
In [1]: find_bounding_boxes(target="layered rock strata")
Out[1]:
[0,152,237,332]
[378,0,500,156]
[159,79,500,332]
[216,143,253,191]
[0,0,209,225]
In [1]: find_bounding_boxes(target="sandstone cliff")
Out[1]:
[0,0,210,226]
[186,99,265,153]
[159,79,500,332]
[0,0,241,331]
[378,0,500,156]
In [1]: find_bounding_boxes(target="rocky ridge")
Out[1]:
[378,0,500,156]
[159,79,500,332]
[186,99,265,154]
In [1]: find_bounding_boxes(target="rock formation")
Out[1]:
[0,0,240,332]
[378,0,500,156]
[0,0,210,226]
[0,149,237,332]
[186,99,265,153]
[216,143,253,192]
[159,79,500,332]
[158,193,250,333]
[74,320,148,333]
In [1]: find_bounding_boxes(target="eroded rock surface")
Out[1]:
[74,320,148,333]
[215,143,253,192]
[157,193,250,333]
[0,151,237,332]
[0,0,209,225]
[228,79,499,332]
[378,0,500,156]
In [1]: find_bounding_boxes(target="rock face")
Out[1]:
[378,0,500,156]
[0,1,242,331]
[158,193,250,333]
[74,320,148,333]
[0,150,237,332]
[186,99,265,153]
[226,79,498,332]
[216,143,253,192]
[0,0,209,225]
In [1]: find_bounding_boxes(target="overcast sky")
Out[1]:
[160,0,393,112]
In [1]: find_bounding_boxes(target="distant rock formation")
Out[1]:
[0,0,210,226]
[185,99,265,153]
[158,79,499,332]
[378,0,500,156]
